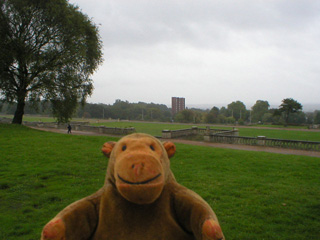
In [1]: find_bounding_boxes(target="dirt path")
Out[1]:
[30,127,320,158]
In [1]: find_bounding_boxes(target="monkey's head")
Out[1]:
[102,133,176,205]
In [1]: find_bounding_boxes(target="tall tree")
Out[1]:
[314,111,320,124]
[205,106,219,123]
[278,98,303,126]
[251,100,270,123]
[0,0,103,124]
[174,109,195,123]
[227,101,247,121]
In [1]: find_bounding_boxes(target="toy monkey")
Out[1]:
[41,133,225,240]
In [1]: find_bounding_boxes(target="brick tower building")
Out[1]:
[171,97,185,116]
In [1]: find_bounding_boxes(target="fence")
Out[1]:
[161,126,320,152]
[205,135,320,151]
[3,117,319,151]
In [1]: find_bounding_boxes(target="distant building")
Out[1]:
[171,97,185,116]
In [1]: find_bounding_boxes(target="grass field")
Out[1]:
[0,123,319,239]
[0,115,57,123]
[238,128,320,142]
[2,114,320,141]
[91,121,320,141]
[250,124,309,129]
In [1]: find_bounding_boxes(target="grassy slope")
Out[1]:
[0,124,319,239]
[0,124,117,239]
[92,121,320,141]
[2,114,319,141]
[238,128,320,141]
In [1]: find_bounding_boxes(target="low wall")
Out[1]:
[162,127,238,139]
[0,117,12,123]
[22,121,136,135]
[162,127,197,139]
[205,135,320,151]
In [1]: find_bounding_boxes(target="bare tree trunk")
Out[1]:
[12,91,26,124]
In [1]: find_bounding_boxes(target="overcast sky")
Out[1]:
[69,0,320,109]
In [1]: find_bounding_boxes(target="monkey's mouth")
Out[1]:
[117,173,161,185]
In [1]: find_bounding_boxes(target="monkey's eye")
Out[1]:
[122,145,127,151]
[150,145,155,151]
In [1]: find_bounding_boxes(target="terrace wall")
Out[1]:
[204,135,320,152]
[2,117,318,152]
[162,126,239,139]
[162,126,320,152]
[22,121,136,135]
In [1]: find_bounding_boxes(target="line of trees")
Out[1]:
[0,99,172,122]
[1,98,320,126]
[78,100,171,122]
[176,98,320,126]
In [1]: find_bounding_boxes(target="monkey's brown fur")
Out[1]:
[41,133,225,240]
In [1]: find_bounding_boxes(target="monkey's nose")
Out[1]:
[131,162,145,177]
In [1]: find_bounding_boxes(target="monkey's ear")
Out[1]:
[101,142,116,158]
[163,142,176,158]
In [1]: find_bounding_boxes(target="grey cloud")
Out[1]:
[69,0,320,106]
[97,0,320,48]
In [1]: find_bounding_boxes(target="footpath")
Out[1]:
[30,127,320,158]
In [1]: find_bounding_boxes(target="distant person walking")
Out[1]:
[67,124,72,134]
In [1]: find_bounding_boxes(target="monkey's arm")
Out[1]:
[41,189,103,240]
[172,184,225,240]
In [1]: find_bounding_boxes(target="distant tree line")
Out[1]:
[176,98,320,126]
[77,100,171,122]
[0,99,172,122]
[1,98,320,126]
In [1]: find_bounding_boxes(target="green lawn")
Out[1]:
[2,114,319,141]
[0,114,57,123]
[249,124,308,129]
[238,128,320,141]
[92,121,320,142]
[0,124,319,239]
[92,121,205,136]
